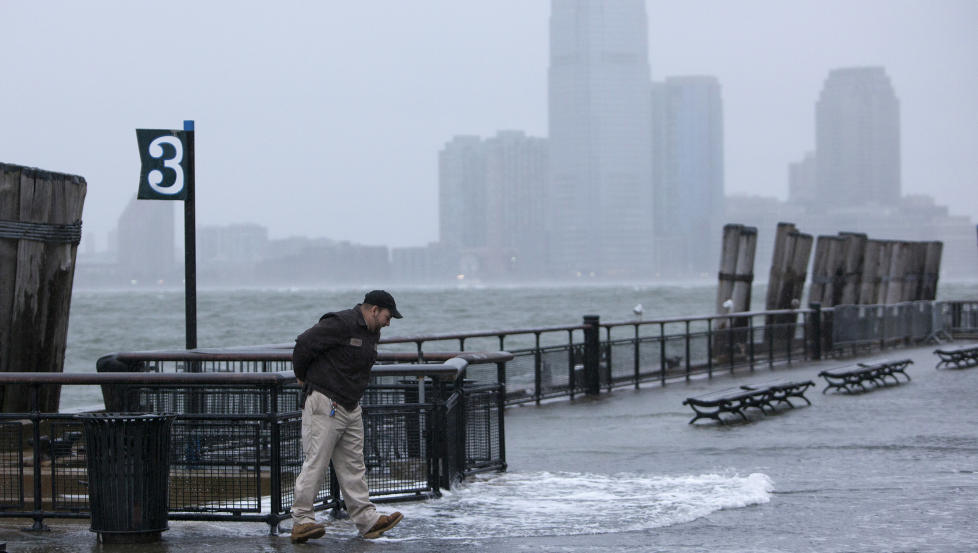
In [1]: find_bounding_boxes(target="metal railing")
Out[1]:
[375,300,978,404]
[0,354,508,533]
[94,300,978,408]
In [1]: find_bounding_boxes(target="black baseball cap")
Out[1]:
[363,290,403,318]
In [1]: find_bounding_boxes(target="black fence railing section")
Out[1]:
[377,300,977,404]
[0,353,509,534]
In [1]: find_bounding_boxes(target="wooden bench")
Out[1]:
[682,379,814,424]
[818,358,913,394]
[934,344,978,369]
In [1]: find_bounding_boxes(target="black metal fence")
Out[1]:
[95,300,978,409]
[374,300,978,404]
[0,356,507,533]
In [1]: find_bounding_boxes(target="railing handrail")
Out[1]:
[106,350,513,365]
[0,354,515,386]
[380,324,588,343]
[599,308,815,328]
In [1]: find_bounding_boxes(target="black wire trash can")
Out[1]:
[78,413,176,544]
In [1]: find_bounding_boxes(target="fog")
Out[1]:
[1,0,975,249]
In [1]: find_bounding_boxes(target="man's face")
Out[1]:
[368,306,393,332]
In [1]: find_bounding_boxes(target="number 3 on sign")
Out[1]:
[147,136,184,195]
[136,128,190,201]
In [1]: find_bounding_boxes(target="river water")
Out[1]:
[9,281,974,552]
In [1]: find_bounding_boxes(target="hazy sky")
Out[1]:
[2,1,975,250]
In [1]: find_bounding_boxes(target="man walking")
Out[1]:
[290,290,404,543]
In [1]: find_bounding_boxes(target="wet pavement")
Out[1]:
[3,341,978,552]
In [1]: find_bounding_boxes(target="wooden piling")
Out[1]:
[765,223,812,349]
[716,224,743,315]
[765,222,795,311]
[921,241,943,300]
[788,232,814,308]
[902,242,927,301]
[809,236,829,307]
[715,224,756,362]
[838,233,866,306]
[884,241,910,305]
[875,241,895,304]
[858,239,883,304]
[731,227,757,314]
[0,163,86,413]
[810,235,847,307]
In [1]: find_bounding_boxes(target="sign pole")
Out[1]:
[183,120,197,350]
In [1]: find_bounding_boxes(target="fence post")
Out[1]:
[496,361,507,469]
[810,302,822,361]
[534,332,542,405]
[583,315,601,396]
[268,383,282,535]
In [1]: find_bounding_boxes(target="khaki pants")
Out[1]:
[291,390,379,534]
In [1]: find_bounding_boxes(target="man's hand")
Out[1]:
[296,378,304,387]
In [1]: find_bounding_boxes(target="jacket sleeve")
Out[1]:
[292,315,348,380]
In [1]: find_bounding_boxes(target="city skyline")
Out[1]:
[2,1,975,251]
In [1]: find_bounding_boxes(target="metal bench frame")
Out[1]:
[683,379,814,424]
[934,345,978,369]
[818,358,913,394]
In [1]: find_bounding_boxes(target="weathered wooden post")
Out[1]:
[875,241,895,304]
[810,235,846,307]
[716,224,742,315]
[858,239,884,304]
[838,232,867,305]
[715,224,756,363]
[788,232,814,308]
[921,241,943,300]
[765,223,812,351]
[902,242,926,301]
[730,227,757,315]
[884,241,910,305]
[825,236,848,306]
[0,163,86,413]
[765,222,794,312]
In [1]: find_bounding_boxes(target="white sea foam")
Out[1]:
[392,471,774,539]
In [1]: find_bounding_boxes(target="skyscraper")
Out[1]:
[815,67,900,208]
[548,0,654,277]
[484,131,549,277]
[116,195,175,283]
[438,131,548,279]
[438,136,486,250]
[653,76,725,275]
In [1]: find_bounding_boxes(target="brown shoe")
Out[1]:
[363,512,403,539]
[291,522,325,543]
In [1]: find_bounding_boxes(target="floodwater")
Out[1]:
[4,341,977,552]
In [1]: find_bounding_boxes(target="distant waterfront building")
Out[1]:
[257,236,389,285]
[788,152,817,205]
[652,76,724,276]
[438,131,548,280]
[484,131,549,277]
[115,195,175,284]
[439,136,486,250]
[815,67,900,208]
[390,242,457,283]
[548,0,654,278]
[198,223,269,284]
[199,223,268,264]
